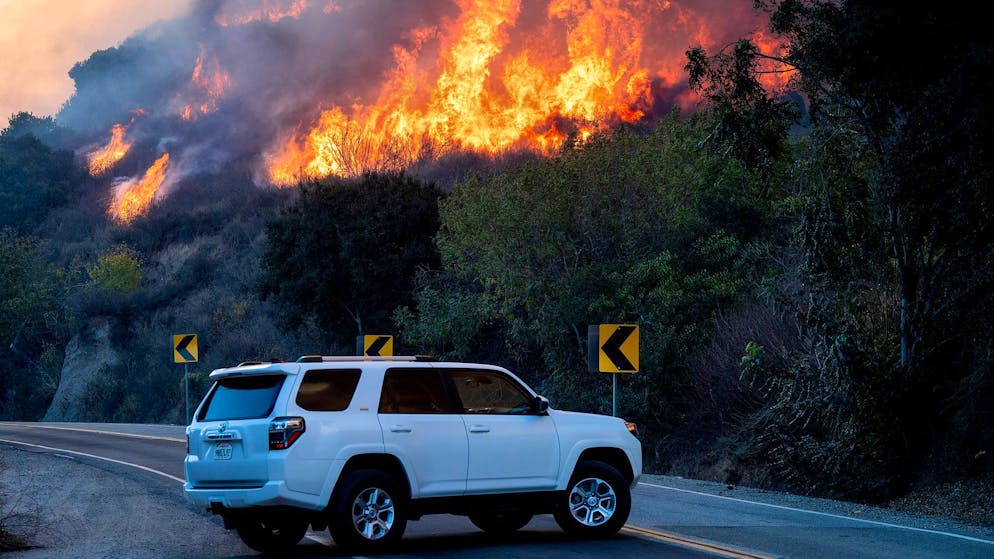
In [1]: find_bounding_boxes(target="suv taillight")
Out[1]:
[269,417,305,450]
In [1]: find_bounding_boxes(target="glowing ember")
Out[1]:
[109,153,171,224]
[215,0,312,27]
[180,45,232,120]
[87,124,133,177]
[266,0,679,184]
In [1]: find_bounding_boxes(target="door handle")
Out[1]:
[389,425,412,433]
[468,425,490,433]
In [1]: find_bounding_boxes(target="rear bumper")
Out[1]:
[184,480,324,511]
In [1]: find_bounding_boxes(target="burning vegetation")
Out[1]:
[87,123,132,177]
[180,45,233,121]
[59,0,771,219]
[265,0,720,184]
[109,153,171,224]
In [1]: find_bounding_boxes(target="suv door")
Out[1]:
[446,368,560,493]
[377,368,468,497]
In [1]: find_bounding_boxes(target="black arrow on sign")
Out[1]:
[176,335,196,361]
[601,325,636,371]
[366,336,391,356]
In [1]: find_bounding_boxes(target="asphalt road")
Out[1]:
[1,422,993,559]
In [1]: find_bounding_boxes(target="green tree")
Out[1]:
[399,116,776,465]
[691,0,994,498]
[0,119,78,233]
[88,246,142,292]
[258,172,442,346]
[0,229,66,419]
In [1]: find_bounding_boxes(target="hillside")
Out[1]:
[1,0,992,521]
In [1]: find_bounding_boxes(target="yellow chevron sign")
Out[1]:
[358,335,393,357]
[587,324,638,373]
[173,334,198,363]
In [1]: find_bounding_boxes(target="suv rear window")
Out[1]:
[295,369,361,411]
[199,375,286,421]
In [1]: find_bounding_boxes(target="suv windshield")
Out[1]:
[199,375,286,421]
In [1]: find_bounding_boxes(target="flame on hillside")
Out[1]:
[86,108,148,177]
[109,153,171,224]
[180,45,233,121]
[265,0,696,185]
[63,0,774,217]
[87,124,133,176]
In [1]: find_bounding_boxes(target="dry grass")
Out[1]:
[887,474,994,527]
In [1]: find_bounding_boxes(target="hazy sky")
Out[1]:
[0,0,194,123]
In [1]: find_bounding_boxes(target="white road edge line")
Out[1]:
[2,422,185,443]
[0,437,338,550]
[0,437,185,484]
[638,482,994,546]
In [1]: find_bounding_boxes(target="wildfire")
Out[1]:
[109,153,171,224]
[265,0,672,185]
[214,0,338,27]
[87,124,133,177]
[180,45,232,121]
[751,30,794,91]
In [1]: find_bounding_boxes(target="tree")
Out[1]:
[399,117,777,467]
[0,121,78,233]
[691,0,994,498]
[258,173,442,346]
[0,229,66,419]
[87,247,142,293]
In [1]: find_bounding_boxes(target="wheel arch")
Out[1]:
[575,447,634,484]
[332,453,413,503]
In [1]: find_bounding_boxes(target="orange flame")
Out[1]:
[109,153,170,224]
[180,45,233,121]
[87,124,133,177]
[215,0,312,27]
[266,0,674,184]
[751,30,794,91]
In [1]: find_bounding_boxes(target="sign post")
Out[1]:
[587,324,639,416]
[357,335,394,357]
[173,334,199,424]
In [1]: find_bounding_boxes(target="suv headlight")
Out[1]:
[625,421,638,437]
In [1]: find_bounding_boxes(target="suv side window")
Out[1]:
[449,369,533,415]
[379,369,454,414]
[295,369,361,411]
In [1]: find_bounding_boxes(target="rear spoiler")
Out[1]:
[209,363,296,379]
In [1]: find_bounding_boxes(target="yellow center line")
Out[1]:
[622,524,778,559]
[2,423,185,443]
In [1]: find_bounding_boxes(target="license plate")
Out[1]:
[213,442,232,460]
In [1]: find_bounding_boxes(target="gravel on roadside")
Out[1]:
[0,445,247,559]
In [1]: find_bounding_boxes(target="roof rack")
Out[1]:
[296,355,436,363]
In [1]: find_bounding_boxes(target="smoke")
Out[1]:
[0,0,195,122]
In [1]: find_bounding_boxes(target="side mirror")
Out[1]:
[533,395,550,415]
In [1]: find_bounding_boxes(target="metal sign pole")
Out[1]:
[612,374,617,417]
[185,362,189,424]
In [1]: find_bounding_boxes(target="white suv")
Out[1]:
[184,356,642,553]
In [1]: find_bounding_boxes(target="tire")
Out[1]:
[234,514,309,553]
[329,469,408,552]
[468,511,533,534]
[553,460,631,537]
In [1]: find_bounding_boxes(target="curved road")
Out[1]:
[1,422,992,558]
